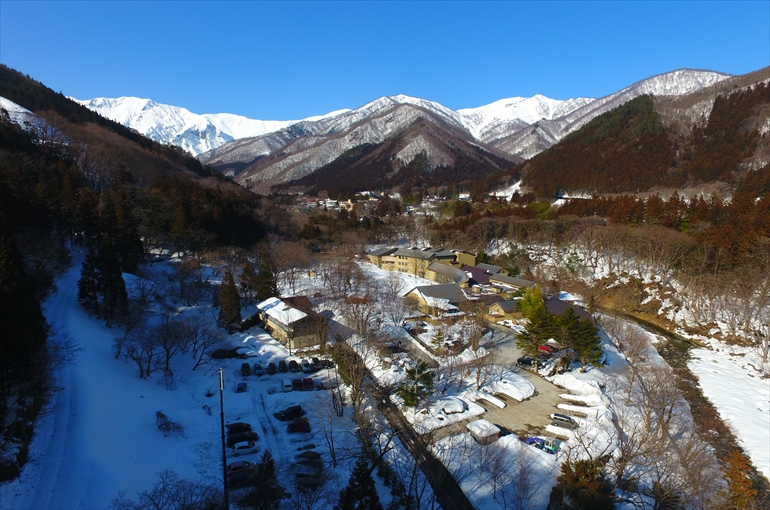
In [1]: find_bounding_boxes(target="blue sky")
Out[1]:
[1,1,768,120]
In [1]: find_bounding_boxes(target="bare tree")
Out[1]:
[307,395,342,467]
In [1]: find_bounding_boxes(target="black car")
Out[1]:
[227,431,259,448]
[274,404,305,421]
[278,359,288,372]
[227,469,257,489]
[288,360,300,373]
[321,359,335,369]
[517,356,538,368]
[311,357,321,370]
[226,422,252,434]
[267,362,277,375]
[287,417,311,433]
[241,363,252,376]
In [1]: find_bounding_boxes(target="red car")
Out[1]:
[303,378,314,390]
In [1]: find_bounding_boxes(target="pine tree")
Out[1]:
[549,459,614,510]
[516,304,554,356]
[239,451,285,510]
[336,458,383,510]
[572,317,603,367]
[239,260,258,303]
[96,234,128,318]
[77,250,100,313]
[218,269,241,333]
[517,285,544,321]
[395,360,435,408]
[255,245,278,301]
[431,327,445,351]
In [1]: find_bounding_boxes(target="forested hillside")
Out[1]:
[0,69,266,478]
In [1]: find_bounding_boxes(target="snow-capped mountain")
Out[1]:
[488,69,732,159]
[72,96,349,156]
[200,69,731,192]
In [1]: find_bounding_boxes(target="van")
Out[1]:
[282,379,293,392]
[551,413,578,430]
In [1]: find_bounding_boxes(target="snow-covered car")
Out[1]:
[253,363,264,376]
[301,359,312,373]
[231,441,260,456]
[235,382,248,393]
[236,347,259,358]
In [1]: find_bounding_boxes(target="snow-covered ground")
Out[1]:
[688,345,770,479]
[0,255,364,509]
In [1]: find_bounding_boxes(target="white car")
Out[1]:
[232,441,260,457]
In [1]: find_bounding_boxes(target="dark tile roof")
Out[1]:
[408,284,468,304]
[461,265,492,285]
[495,300,520,313]
[476,263,503,274]
[368,247,398,257]
[489,275,537,288]
[393,248,434,260]
[475,294,505,306]
[283,296,315,315]
[544,299,591,320]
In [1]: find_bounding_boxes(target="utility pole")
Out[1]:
[219,368,229,510]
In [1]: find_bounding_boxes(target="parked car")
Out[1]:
[235,382,248,393]
[287,417,311,433]
[274,404,305,421]
[517,356,538,368]
[267,362,277,375]
[278,360,288,372]
[311,357,321,371]
[292,379,304,391]
[227,431,259,448]
[253,363,264,376]
[282,379,293,392]
[301,359,312,373]
[321,359,335,369]
[227,460,256,476]
[241,363,252,376]
[303,378,314,391]
[227,469,256,489]
[524,436,558,455]
[288,360,300,373]
[232,440,260,456]
[551,413,578,430]
[225,422,252,434]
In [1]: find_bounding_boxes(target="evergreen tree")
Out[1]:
[516,285,544,321]
[549,459,614,510]
[239,260,258,303]
[255,245,278,301]
[395,360,435,408]
[218,269,241,333]
[337,458,383,510]
[111,190,143,273]
[96,234,128,318]
[430,327,445,351]
[238,451,286,510]
[77,250,100,313]
[571,317,603,367]
[0,225,48,414]
[516,304,554,356]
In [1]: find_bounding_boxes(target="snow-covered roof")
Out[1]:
[467,419,501,438]
[256,297,307,325]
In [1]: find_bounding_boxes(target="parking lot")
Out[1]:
[221,326,355,491]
